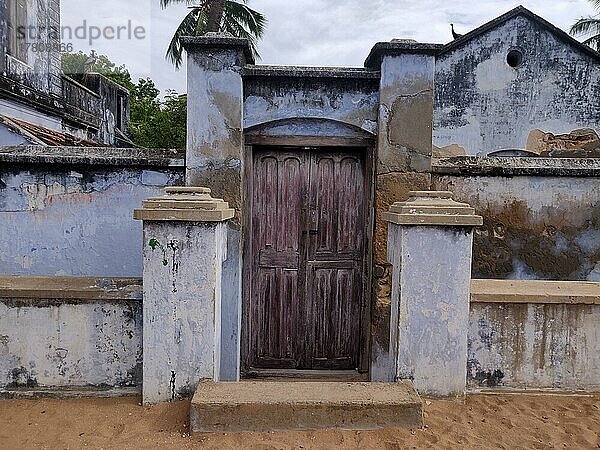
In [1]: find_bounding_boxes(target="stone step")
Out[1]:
[190,380,423,433]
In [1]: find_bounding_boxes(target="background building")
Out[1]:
[0,0,130,147]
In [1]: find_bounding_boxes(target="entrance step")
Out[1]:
[190,380,423,433]
[244,368,369,381]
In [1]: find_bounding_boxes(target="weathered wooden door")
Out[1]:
[247,147,367,371]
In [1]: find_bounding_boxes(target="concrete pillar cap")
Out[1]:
[180,34,255,64]
[383,190,483,226]
[133,187,235,222]
[164,186,211,194]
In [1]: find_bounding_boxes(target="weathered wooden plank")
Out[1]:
[249,149,308,369]
[258,249,300,269]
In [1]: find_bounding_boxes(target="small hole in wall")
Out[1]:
[506,49,523,68]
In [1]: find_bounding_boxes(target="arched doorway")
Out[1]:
[241,118,375,377]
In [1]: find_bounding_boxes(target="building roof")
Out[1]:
[0,115,108,147]
[438,5,600,61]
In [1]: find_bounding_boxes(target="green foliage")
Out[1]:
[129,86,187,150]
[62,51,187,149]
[161,0,266,68]
[62,51,134,90]
[570,0,600,51]
[148,239,169,266]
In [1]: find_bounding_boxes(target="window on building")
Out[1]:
[7,0,28,63]
[116,94,126,130]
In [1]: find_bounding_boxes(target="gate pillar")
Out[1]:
[384,191,482,396]
[182,34,252,381]
[134,187,234,404]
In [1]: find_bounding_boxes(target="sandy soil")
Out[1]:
[0,392,599,449]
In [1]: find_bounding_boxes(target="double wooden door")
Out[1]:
[246,146,368,371]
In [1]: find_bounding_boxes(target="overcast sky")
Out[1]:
[60,0,596,94]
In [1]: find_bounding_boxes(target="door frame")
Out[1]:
[241,132,376,377]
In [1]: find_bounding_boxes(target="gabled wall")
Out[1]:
[434,14,600,155]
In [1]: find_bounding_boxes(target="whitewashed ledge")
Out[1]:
[0,146,184,167]
[471,279,600,305]
[433,156,600,177]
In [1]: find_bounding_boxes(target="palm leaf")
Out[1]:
[569,0,600,50]
[166,8,204,69]
[225,0,266,36]
[570,17,600,35]
[570,16,600,51]
[223,0,266,59]
[164,0,266,66]
[582,35,600,50]
[159,0,197,8]
[223,17,259,55]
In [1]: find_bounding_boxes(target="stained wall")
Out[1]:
[0,276,143,390]
[468,279,600,390]
[0,147,184,277]
[434,14,600,155]
[433,157,600,281]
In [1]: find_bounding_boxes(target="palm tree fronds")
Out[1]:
[222,16,260,58]
[159,0,199,9]
[223,0,266,58]
[194,10,208,36]
[590,0,600,8]
[225,0,266,36]
[166,8,202,69]
[570,1,600,51]
[570,17,600,36]
[582,34,600,50]
[163,0,265,66]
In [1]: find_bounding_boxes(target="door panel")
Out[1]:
[248,147,366,371]
[307,151,365,369]
[309,152,364,260]
[250,151,307,369]
[252,267,299,368]
[307,263,362,369]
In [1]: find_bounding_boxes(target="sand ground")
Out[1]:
[0,392,599,449]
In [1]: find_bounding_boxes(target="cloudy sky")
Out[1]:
[60,0,596,94]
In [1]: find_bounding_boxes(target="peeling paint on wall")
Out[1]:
[434,15,600,155]
[433,174,600,281]
[20,181,84,211]
[0,166,183,276]
[243,76,379,133]
[469,303,600,390]
[142,221,226,403]
[0,300,143,389]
